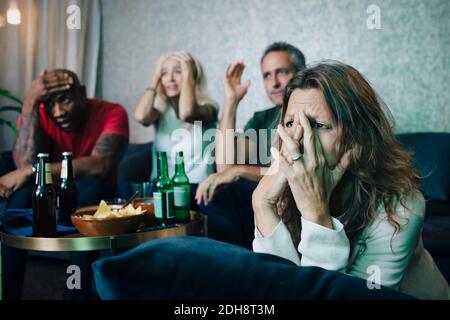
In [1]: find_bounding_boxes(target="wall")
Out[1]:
[99,0,450,144]
[2,0,448,152]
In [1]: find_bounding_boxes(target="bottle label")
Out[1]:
[166,191,175,219]
[154,191,175,219]
[154,192,163,219]
[61,160,68,179]
[174,186,189,207]
[45,163,53,184]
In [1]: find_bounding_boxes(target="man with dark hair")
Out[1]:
[195,42,306,248]
[1,69,129,203]
[0,69,129,299]
[261,41,306,73]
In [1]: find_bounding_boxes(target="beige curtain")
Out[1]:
[0,0,101,151]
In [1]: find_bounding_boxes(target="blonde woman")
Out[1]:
[134,51,217,184]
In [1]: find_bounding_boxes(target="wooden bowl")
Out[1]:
[70,204,154,237]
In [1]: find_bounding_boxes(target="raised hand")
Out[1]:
[223,62,251,104]
[150,53,171,88]
[170,51,196,84]
[25,69,73,111]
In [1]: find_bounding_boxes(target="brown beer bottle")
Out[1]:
[32,153,57,237]
[58,152,77,226]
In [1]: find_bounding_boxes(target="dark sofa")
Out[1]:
[397,133,450,281]
[93,236,412,300]
[116,133,450,282]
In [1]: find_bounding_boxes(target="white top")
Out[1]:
[253,192,450,299]
[151,104,216,184]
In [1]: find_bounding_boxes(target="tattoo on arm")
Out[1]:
[93,134,129,176]
[13,110,48,167]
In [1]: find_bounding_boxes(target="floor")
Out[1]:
[22,255,67,300]
[21,253,100,300]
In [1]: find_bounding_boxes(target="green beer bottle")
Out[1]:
[172,151,190,223]
[153,152,175,225]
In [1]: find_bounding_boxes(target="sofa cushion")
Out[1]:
[92,236,410,300]
[423,215,450,255]
[425,199,450,217]
[398,133,450,202]
[117,143,152,182]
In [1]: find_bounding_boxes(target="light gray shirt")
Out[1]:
[253,192,450,299]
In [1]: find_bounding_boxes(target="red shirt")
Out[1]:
[19,98,129,184]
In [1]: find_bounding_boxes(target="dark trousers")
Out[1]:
[1,176,105,300]
[198,179,257,250]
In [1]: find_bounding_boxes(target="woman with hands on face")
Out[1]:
[134,51,218,184]
[252,61,449,299]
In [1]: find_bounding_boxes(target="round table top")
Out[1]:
[0,211,206,252]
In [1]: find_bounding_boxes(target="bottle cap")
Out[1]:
[62,152,73,156]
[37,153,50,158]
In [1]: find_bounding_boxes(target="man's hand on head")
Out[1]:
[24,69,74,112]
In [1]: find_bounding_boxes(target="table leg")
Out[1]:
[109,236,117,256]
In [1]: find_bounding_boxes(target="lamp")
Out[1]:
[7,1,21,25]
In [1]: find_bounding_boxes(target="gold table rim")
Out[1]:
[0,211,205,252]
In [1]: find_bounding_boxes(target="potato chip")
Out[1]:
[87,201,145,220]
[93,200,111,218]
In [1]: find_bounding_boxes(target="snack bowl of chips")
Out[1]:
[71,200,153,237]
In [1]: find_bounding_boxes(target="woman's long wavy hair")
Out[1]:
[278,60,422,250]
[156,51,217,110]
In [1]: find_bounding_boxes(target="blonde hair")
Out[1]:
[156,51,217,110]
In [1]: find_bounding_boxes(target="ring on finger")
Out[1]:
[291,153,303,161]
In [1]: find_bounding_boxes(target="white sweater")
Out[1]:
[253,192,450,299]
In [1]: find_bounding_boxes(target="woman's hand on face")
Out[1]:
[170,51,196,84]
[223,62,251,104]
[195,169,240,206]
[276,111,352,227]
[151,53,170,87]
